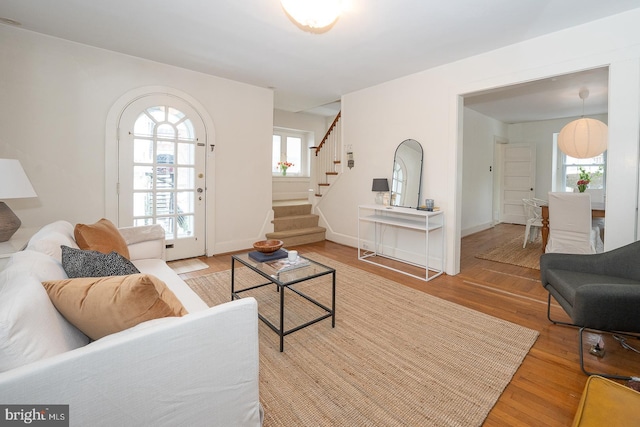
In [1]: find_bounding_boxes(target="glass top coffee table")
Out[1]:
[231,252,336,352]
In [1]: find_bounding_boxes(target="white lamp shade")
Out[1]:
[281,0,342,30]
[0,159,37,199]
[557,118,608,159]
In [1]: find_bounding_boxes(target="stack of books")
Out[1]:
[248,249,288,262]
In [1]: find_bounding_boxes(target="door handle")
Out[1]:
[197,188,203,193]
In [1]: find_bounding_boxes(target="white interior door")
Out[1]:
[501,143,535,225]
[118,96,206,260]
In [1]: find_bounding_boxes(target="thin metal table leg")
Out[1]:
[231,257,235,301]
[280,283,285,352]
[331,271,336,327]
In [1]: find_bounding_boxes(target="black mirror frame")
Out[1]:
[391,139,423,208]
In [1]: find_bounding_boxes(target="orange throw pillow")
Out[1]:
[42,274,187,340]
[74,218,130,259]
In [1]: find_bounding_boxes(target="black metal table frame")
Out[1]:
[231,255,336,352]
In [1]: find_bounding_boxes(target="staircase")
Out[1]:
[313,111,342,197]
[265,111,340,246]
[265,203,326,246]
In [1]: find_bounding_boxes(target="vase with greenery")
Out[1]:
[577,179,589,192]
[576,166,602,192]
[277,161,293,176]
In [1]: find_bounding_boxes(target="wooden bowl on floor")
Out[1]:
[253,239,283,254]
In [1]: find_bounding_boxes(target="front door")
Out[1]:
[118,96,206,260]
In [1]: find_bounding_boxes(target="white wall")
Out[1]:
[331,9,640,274]
[461,108,508,236]
[273,109,329,143]
[0,26,274,255]
[321,69,449,246]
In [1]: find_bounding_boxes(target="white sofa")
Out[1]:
[0,221,263,426]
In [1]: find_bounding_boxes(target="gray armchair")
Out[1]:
[540,241,640,379]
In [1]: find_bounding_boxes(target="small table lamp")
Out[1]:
[0,159,37,242]
[372,178,390,205]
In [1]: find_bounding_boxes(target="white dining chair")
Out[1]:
[522,198,543,248]
[545,192,603,254]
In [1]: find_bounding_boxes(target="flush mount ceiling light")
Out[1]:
[557,89,608,159]
[280,0,343,33]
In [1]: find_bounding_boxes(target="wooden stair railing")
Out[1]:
[314,111,341,156]
[312,111,342,197]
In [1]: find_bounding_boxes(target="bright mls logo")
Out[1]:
[0,405,68,426]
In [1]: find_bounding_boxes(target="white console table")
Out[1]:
[357,204,444,281]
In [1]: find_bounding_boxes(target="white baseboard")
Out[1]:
[461,222,493,238]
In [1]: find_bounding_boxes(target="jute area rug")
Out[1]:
[185,254,539,426]
[167,258,209,274]
[475,234,543,270]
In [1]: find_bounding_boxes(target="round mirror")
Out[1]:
[391,139,423,208]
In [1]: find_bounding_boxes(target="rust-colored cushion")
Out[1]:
[42,274,187,340]
[74,218,130,259]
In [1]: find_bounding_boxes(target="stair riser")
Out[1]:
[272,215,320,232]
[279,231,326,247]
[273,204,312,218]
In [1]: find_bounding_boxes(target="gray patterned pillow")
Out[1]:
[61,245,140,278]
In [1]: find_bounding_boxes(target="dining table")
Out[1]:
[540,201,605,253]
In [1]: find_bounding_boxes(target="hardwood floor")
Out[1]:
[180,223,639,426]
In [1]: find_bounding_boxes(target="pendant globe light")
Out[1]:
[280,0,343,33]
[557,89,608,159]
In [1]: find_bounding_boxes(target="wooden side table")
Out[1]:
[0,227,37,270]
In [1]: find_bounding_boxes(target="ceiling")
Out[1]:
[464,67,609,123]
[0,1,636,119]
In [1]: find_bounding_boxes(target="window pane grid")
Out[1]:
[562,153,606,191]
[131,105,198,240]
[272,130,309,177]
[286,137,302,174]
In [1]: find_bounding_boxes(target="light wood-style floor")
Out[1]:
[180,223,640,426]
